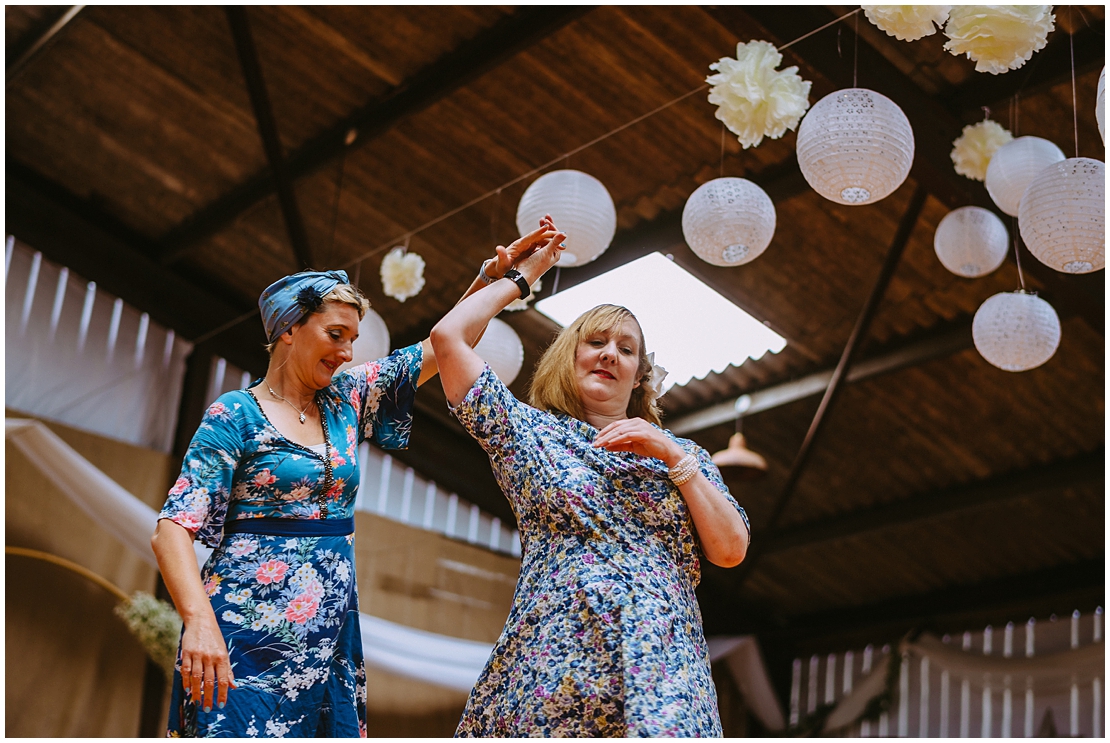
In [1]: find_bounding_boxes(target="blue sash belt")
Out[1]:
[222,517,354,537]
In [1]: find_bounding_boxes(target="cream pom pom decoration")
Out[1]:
[943,6,1055,75]
[380,246,425,302]
[862,5,951,41]
[707,40,812,149]
[951,119,1013,181]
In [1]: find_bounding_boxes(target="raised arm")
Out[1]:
[431,224,565,406]
[417,221,560,387]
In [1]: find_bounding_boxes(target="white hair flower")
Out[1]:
[944,6,1055,75]
[951,120,1014,181]
[503,278,541,312]
[640,352,669,404]
[707,40,812,149]
[380,247,425,302]
[862,6,951,42]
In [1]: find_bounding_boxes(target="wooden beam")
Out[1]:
[156,6,592,264]
[763,449,1103,554]
[225,6,312,269]
[5,5,85,84]
[669,317,974,435]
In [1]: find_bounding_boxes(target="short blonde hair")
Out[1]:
[528,304,662,427]
[264,283,369,354]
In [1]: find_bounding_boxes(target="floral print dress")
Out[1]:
[158,344,422,738]
[451,366,750,737]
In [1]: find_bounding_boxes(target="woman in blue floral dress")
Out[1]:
[431,227,751,737]
[151,225,556,737]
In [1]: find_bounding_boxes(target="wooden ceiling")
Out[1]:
[7,5,1104,682]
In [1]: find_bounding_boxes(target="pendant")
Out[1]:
[299,413,306,424]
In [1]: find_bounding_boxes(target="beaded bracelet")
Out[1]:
[668,453,699,486]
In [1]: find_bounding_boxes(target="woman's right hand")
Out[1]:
[179,611,237,711]
[516,224,566,285]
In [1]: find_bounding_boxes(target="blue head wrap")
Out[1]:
[258,270,349,344]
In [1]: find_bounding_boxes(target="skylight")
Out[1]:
[534,253,786,392]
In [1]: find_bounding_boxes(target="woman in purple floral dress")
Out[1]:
[151,224,556,737]
[431,224,751,736]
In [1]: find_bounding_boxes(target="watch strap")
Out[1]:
[478,259,498,285]
[502,269,531,300]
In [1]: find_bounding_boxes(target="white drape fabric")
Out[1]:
[6,418,492,692]
[707,636,787,731]
[6,241,191,453]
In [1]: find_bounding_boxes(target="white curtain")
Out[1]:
[6,240,191,453]
[708,635,787,731]
[6,417,492,692]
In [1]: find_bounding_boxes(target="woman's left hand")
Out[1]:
[592,418,686,467]
[490,215,557,277]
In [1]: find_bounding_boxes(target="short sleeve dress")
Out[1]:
[158,344,422,738]
[450,366,750,737]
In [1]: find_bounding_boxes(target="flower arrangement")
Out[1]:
[944,6,1055,75]
[951,119,1014,181]
[380,247,426,302]
[640,352,669,404]
[503,278,541,312]
[862,5,951,41]
[707,40,812,149]
[114,591,184,677]
[295,286,323,313]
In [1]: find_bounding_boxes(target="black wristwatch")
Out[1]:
[503,268,531,300]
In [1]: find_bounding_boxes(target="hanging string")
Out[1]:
[327,129,356,258]
[1069,10,1079,158]
[550,266,562,296]
[191,8,863,346]
[853,10,859,88]
[719,123,726,178]
[352,259,362,288]
[1012,216,1027,291]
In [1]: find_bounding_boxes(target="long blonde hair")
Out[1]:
[528,304,662,426]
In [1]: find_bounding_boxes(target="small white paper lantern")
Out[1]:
[1097,67,1105,144]
[984,136,1065,216]
[335,308,391,375]
[516,169,616,267]
[972,291,1060,372]
[474,317,524,386]
[933,206,1009,277]
[681,177,776,266]
[795,88,915,206]
[1018,157,1105,274]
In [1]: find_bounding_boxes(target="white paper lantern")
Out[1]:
[681,178,776,266]
[984,136,1065,216]
[1097,67,1105,144]
[516,169,616,267]
[1018,157,1105,274]
[795,88,915,206]
[335,308,390,375]
[933,206,1009,277]
[474,317,524,386]
[972,291,1060,372]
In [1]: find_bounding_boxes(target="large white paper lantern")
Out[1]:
[1018,157,1105,274]
[681,177,776,266]
[516,169,616,267]
[984,136,1065,216]
[933,206,1009,278]
[795,88,914,206]
[1097,67,1105,144]
[335,308,390,375]
[475,317,524,385]
[972,291,1060,372]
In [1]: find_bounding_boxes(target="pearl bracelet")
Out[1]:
[668,453,699,486]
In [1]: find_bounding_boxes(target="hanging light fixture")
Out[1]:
[1018,157,1105,274]
[710,396,768,481]
[933,206,1009,278]
[681,177,776,267]
[474,317,524,386]
[515,170,616,267]
[335,308,391,375]
[972,291,1061,372]
[984,136,1065,216]
[795,88,915,206]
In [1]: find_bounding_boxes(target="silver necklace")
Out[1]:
[266,382,314,424]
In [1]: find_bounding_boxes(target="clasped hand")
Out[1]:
[591,418,687,468]
[492,214,565,282]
